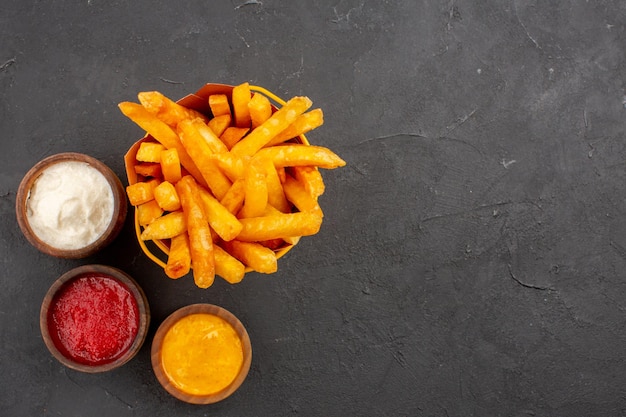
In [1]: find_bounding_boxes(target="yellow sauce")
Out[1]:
[161,313,244,396]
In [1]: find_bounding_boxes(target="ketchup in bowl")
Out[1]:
[41,265,149,372]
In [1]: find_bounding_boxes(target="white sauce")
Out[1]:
[26,161,115,250]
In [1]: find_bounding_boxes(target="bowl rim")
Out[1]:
[16,152,128,259]
[150,303,252,404]
[39,264,150,373]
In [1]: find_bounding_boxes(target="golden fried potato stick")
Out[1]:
[197,187,243,242]
[209,94,232,117]
[230,96,313,157]
[223,240,277,274]
[177,119,233,200]
[138,91,207,127]
[137,200,164,226]
[160,148,182,183]
[134,162,162,179]
[186,118,229,154]
[118,102,206,187]
[239,158,268,219]
[176,176,215,288]
[282,174,323,217]
[248,92,272,129]
[165,233,191,279]
[232,82,252,128]
[208,114,232,137]
[266,108,324,146]
[126,179,159,206]
[276,166,287,183]
[214,245,245,284]
[136,142,165,162]
[140,211,187,240]
[255,144,346,169]
[220,179,246,215]
[258,156,290,213]
[153,181,181,212]
[292,165,325,197]
[220,126,249,150]
[211,152,248,182]
[237,211,322,242]
[258,204,302,245]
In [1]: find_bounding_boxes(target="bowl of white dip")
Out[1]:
[16,153,127,258]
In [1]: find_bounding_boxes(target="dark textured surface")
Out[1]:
[2,1,626,416]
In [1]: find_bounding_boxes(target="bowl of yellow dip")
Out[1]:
[151,304,252,404]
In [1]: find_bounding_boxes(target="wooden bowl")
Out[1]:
[40,264,150,373]
[151,304,252,404]
[16,152,127,258]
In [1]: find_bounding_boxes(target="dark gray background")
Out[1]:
[2,1,626,416]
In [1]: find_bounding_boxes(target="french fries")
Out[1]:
[176,176,215,289]
[165,233,191,279]
[248,92,272,129]
[140,211,186,240]
[138,91,207,127]
[230,96,312,157]
[153,181,181,212]
[232,82,252,128]
[121,82,344,288]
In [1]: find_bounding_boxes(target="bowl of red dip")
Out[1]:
[40,264,150,373]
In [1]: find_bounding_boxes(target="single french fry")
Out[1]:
[220,126,249,150]
[197,187,243,242]
[259,205,300,245]
[209,94,232,117]
[186,118,229,154]
[283,175,323,217]
[177,120,233,200]
[137,200,164,226]
[237,211,322,242]
[258,156,290,213]
[232,82,252,128]
[292,165,325,197]
[223,240,277,274]
[255,144,346,169]
[118,102,206,187]
[165,233,191,279]
[154,181,181,212]
[211,152,248,182]
[220,179,246,215]
[176,176,215,288]
[126,179,159,206]
[230,96,313,157]
[214,245,245,284]
[138,91,207,127]
[134,163,162,179]
[266,108,324,146]
[207,114,232,137]
[276,166,287,184]
[248,92,272,129]
[160,148,182,183]
[239,158,268,218]
[140,211,187,240]
[136,142,165,162]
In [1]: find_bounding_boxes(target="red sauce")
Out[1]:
[48,273,139,366]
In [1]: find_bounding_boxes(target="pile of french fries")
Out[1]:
[120,82,345,288]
